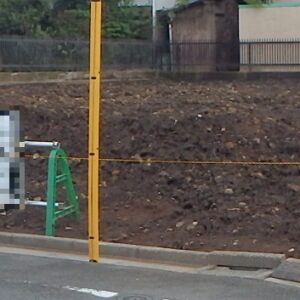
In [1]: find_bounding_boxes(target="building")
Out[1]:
[239,0,300,40]
[135,0,300,41]
[156,0,240,72]
[238,0,300,72]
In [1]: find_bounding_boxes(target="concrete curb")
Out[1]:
[102,242,208,266]
[160,71,300,81]
[0,78,152,87]
[208,251,285,269]
[0,232,208,266]
[0,70,155,84]
[271,258,300,283]
[0,232,286,270]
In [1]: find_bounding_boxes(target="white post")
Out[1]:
[152,0,156,42]
[169,23,173,71]
[0,110,24,207]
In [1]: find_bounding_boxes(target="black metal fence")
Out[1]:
[240,39,300,66]
[1,37,300,71]
[0,37,88,71]
[0,37,153,71]
[156,40,300,71]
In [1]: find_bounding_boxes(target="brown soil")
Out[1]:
[1,78,300,258]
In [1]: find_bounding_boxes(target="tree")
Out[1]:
[103,0,151,39]
[175,0,189,7]
[46,0,89,38]
[0,0,151,39]
[51,0,89,13]
[0,0,50,36]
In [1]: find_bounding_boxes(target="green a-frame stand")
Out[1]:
[45,148,80,236]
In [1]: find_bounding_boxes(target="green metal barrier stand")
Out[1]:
[45,148,80,236]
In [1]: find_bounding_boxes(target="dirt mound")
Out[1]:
[1,79,300,257]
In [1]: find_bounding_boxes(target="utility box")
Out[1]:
[0,109,24,209]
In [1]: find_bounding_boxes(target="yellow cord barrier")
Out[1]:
[24,154,300,166]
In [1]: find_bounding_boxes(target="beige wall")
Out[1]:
[240,6,300,40]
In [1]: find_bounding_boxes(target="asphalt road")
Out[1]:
[1,251,300,300]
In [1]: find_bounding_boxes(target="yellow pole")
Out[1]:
[88,0,102,262]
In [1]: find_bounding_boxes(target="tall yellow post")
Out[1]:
[88,0,102,262]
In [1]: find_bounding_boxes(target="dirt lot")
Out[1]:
[1,78,300,257]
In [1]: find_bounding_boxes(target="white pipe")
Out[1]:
[24,141,60,149]
[25,200,62,208]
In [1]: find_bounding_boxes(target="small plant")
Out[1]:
[244,0,273,6]
[175,0,189,8]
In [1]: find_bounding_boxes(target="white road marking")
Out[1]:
[63,286,118,298]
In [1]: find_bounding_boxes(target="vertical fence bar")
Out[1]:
[248,42,251,66]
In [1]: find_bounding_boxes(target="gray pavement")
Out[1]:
[1,250,300,300]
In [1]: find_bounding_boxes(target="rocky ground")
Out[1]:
[0,78,300,257]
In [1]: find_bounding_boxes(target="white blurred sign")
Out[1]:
[0,110,24,206]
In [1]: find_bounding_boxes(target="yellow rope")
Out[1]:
[24,154,300,166]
